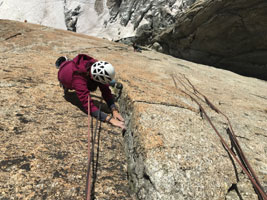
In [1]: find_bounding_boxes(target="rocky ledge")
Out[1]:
[0,20,266,200]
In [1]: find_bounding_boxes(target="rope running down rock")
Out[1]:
[171,74,267,200]
[86,97,103,200]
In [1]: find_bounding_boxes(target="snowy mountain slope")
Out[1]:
[0,0,197,40]
[0,0,66,29]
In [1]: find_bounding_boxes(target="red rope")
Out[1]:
[86,95,91,200]
[171,74,267,200]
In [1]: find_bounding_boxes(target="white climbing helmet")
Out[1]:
[90,61,115,84]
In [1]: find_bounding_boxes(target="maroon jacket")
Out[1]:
[58,54,114,115]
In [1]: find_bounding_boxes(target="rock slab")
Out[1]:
[0,19,132,200]
[0,20,266,200]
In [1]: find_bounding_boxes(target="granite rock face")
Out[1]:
[0,20,132,200]
[118,51,267,199]
[151,0,267,80]
[0,20,267,199]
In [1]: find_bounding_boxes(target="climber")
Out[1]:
[132,42,142,53]
[55,54,125,130]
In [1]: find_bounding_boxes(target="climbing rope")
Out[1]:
[171,74,267,200]
[85,96,102,200]
[85,81,122,199]
[86,95,92,200]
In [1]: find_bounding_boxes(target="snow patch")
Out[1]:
[0,0,195,40]
[0,0,66,29]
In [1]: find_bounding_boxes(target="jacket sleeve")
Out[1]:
[72,74,99,114]
[99,84,116,109]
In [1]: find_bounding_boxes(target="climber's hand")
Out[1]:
[109,117,126,130]
[112,109,125,122]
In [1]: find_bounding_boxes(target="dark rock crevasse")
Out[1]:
[152,0,267,80]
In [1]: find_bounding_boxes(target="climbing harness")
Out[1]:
[171,74,267,200]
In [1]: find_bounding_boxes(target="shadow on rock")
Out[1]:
[63,91,111,114]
